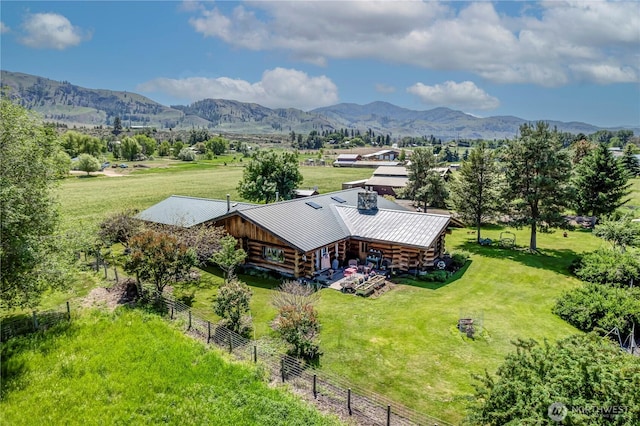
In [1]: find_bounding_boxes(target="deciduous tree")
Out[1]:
[501,122,572,251]
[238,150,303,203]
[449,142,502,243]
[98,209,141,248]
[1,100,70,308]
[210,235,247,279]
[77,153,101,175]
[213,277,252,337]
[124,229,197,294]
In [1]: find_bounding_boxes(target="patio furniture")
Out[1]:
[344,267,358,277]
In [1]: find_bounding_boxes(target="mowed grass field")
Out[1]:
[51,162,637,423]
[0,308,340,426]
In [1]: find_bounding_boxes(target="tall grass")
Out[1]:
[0,308,340,426]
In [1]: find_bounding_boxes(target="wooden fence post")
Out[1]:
[253,345,257,363]
[32,311,38,331]
[170,305,174,319]
[347,388,352,415]
[281,358,286,382]
[228,332,233,353]
[66,301,71,321]
[313,374,317,399]
[387,405,391,426]
[207,321,211,344]
[188,311,192,330]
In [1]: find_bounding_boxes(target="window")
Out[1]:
[263,246,285,263]
[306,201,323,209]
[360,242,369,253]
[331,196,346,203]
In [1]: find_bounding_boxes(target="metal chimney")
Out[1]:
[226,194,231,212]
[275,191,279,202]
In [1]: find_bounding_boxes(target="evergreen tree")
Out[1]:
[399,147,443,212]
[112,116,122,135]
[450,142,502,243]
[502,122,572,251]
[620,144,639,177]
[571,144,630,217]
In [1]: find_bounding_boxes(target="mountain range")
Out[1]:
[1,70,635,140]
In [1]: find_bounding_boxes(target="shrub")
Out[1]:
[575,248,640,286]
[451,252,470,268]
[554,283,640,337]
[213,278,253,338]
[177,148,196,161]
[420,270,449,282]
[272,282,322,361]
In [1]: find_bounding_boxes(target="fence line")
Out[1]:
[2,289,452,425]
[1,301,73,342]
[144,287,451,426]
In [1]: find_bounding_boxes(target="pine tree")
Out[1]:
[450,142,502,243]
[571,144,630,217]
[502,122,572,251]
[620,144,640,178]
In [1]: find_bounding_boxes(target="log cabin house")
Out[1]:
[137,189,452,279]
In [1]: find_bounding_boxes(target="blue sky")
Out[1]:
[1,1,639,127]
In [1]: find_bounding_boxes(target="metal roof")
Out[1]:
[336,154,361,161]
[139,189,451,253]
[372,166,408,177]
[365,176,408,187]
[235,188,406,252]
[335,206,450,249]
[136,195,255,228]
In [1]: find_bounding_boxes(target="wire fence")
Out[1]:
[1,302,73,342]
[143,287,452,426]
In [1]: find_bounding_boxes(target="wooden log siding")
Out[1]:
[348,233,447,272]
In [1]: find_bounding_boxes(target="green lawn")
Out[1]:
[49,166,635,423]
[0,308,340,426]
[176,225,603,424]
[58,161,372,230]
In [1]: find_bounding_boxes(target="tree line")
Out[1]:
[405,121,638,251]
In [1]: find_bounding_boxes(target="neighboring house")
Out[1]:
[361,165,451,196]
[333,153,361,167]
[364,166,409,196]
[294,188,320,198]
[362,149,401,161]
[138,189,452,278]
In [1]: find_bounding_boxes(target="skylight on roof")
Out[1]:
[331,196,347,203]
[306,201,323,209]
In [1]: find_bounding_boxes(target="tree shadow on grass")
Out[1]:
[1,319,74,395]
[397,261,472,290]
[458,241,578,277]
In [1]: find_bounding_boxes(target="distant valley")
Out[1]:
[1,70,636,140]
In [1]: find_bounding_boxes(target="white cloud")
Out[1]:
[137,68,339,110]
[375,84,396,94]
[186,1,639,86]
[407,81,500,110]
[19,13,90,49]
[0,22,10,34]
